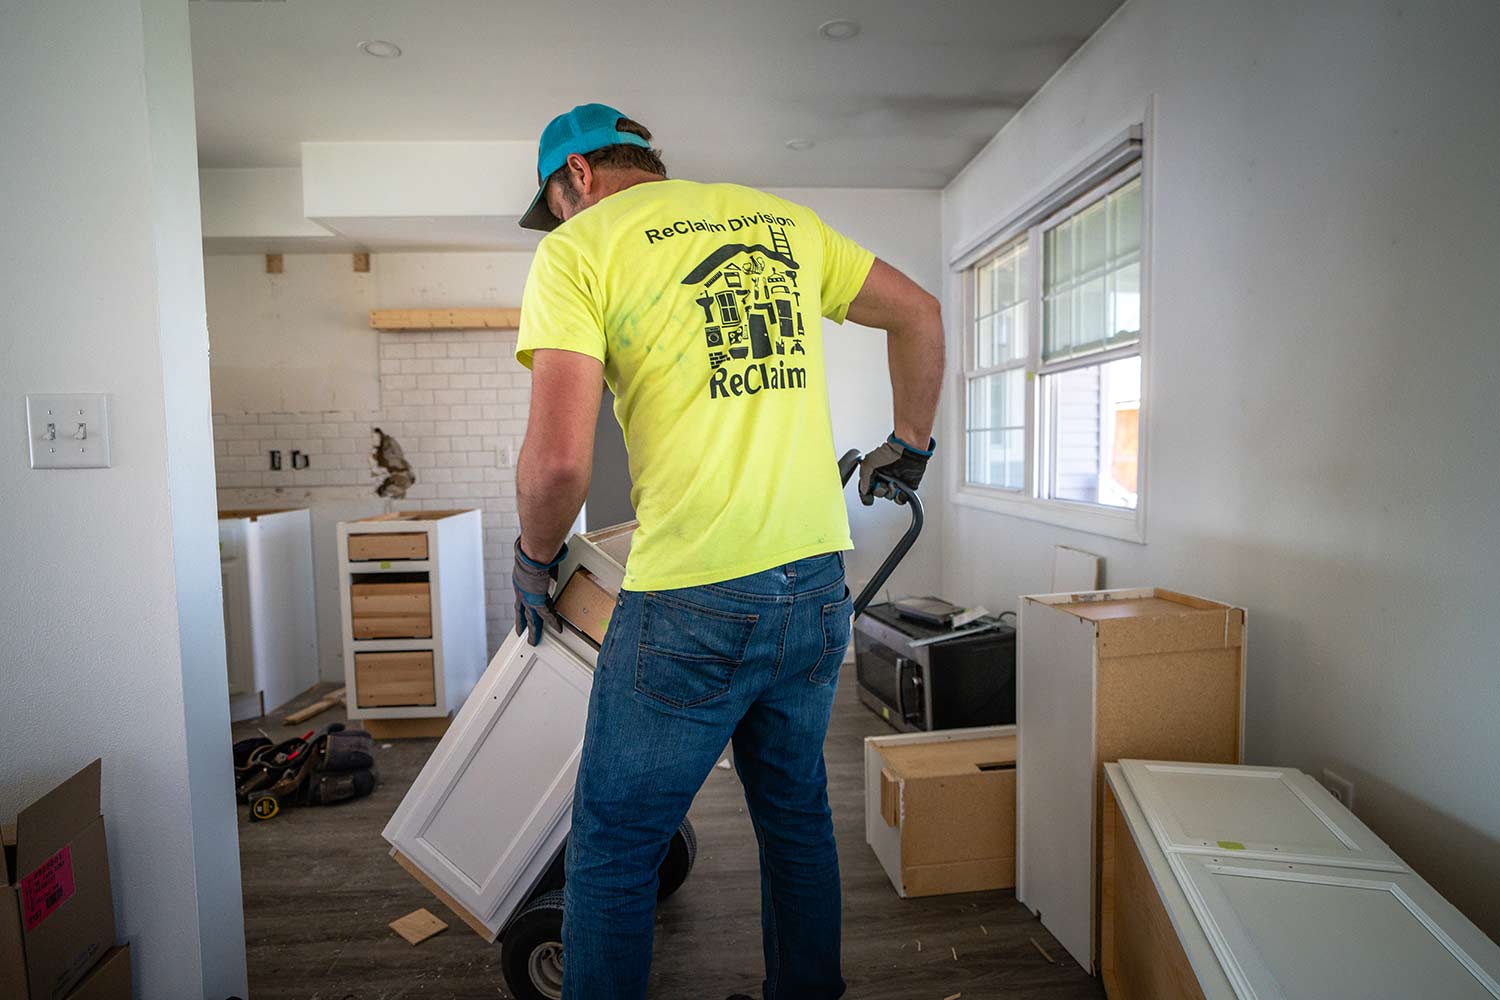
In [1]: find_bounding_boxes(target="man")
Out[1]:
[511,103,943,1000]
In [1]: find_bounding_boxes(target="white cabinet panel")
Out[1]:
[1121,760,1404,871]
[383,632,593,936]
[1173,855,1500,1000]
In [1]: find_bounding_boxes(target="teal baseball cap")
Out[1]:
[519,103,652,232]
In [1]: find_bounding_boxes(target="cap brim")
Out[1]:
[519,185,561,232]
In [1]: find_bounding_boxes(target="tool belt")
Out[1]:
[236,724,377,821]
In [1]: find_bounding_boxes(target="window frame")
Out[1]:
[949,128,1150,544]
[961,237,1031,494]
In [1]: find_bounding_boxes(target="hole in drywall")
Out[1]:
[370,427,417,499]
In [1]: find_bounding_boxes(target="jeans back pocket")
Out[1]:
[636,592,758,709]
[809,587,854,686]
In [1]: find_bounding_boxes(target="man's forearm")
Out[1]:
[516,447,590,564]
[885,301,945,447]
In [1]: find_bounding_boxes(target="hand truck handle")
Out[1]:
[837,448,925,617]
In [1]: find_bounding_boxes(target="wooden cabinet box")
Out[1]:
[351,580,432,639]
[864,726,1017,898]
[336,510,486,727]
[355,651,436,708]
[1102,760,1500,1000]
[348,531,428,562]
[1018,587,1246,972]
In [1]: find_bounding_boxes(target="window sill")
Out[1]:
[950,484,1146,544]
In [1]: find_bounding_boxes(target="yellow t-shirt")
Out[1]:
[517,179,876,591]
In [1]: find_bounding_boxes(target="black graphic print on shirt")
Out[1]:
[679,225,809,399]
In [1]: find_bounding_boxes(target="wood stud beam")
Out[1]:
[368,308,522,331]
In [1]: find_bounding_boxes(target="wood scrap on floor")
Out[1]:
[1030,937,1057,964]
[389,908,448,945]
[283,687,346,725]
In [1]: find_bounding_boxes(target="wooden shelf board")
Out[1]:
[369,308,521,331]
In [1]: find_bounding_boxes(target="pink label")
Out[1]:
[20,845,75,930]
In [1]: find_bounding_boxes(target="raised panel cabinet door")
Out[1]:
[1172,854,1500,1000]
[383,632,594,935]
[1120,760,1406,871]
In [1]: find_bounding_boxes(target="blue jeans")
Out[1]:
[563,553,852,1000]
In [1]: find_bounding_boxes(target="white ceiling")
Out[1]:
[190,0,1123,190]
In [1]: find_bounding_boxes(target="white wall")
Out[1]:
[940,0,1500,935]
[771,188,945,600]
[206,254,382,413]
[0,1,245,996]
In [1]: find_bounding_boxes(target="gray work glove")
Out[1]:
[859,434,935,506]
[513,538,567,645]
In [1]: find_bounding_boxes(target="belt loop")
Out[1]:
[786,560,797,586]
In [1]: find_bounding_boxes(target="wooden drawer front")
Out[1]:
[352,581,433,638]
[348,532,428,562]
[353,581,431,616]
[356,651,436,708]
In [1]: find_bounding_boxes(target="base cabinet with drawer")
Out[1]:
[337,510,486,727]
[1102,760,1500,1000]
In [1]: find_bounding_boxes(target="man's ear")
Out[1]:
[566,152,593,194]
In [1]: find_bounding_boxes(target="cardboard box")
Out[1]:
[1,760,118,1000]
[63,944,129,1000]
[864,727,1017,897]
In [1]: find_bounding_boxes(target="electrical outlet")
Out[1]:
[1322,768,1355,811]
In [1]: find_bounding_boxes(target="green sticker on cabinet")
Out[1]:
[380,561,392,569]
[882,706,891,720]
[1217,840,1246,851]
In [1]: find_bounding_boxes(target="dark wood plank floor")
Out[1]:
[234,679,1102,1000]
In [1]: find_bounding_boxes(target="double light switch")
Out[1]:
[26,394,111,468]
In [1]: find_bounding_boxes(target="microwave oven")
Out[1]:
[853,601,1016,733]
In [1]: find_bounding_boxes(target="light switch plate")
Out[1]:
[26,394,111,469]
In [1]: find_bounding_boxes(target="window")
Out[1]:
[959,159,1145,537]
[965,241,1028,490]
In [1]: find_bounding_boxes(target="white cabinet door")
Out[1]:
[1121,760,1405,871]
[1172,854,1500,1000]
[383,631,594,936]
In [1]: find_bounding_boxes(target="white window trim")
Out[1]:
[946,108,1153,545]
[961,238,1030,494]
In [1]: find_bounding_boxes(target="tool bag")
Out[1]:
[244,724,378,821]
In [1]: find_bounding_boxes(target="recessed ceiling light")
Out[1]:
[818,19,860,41]
[785,138,816,151]
[359,40,402,59]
